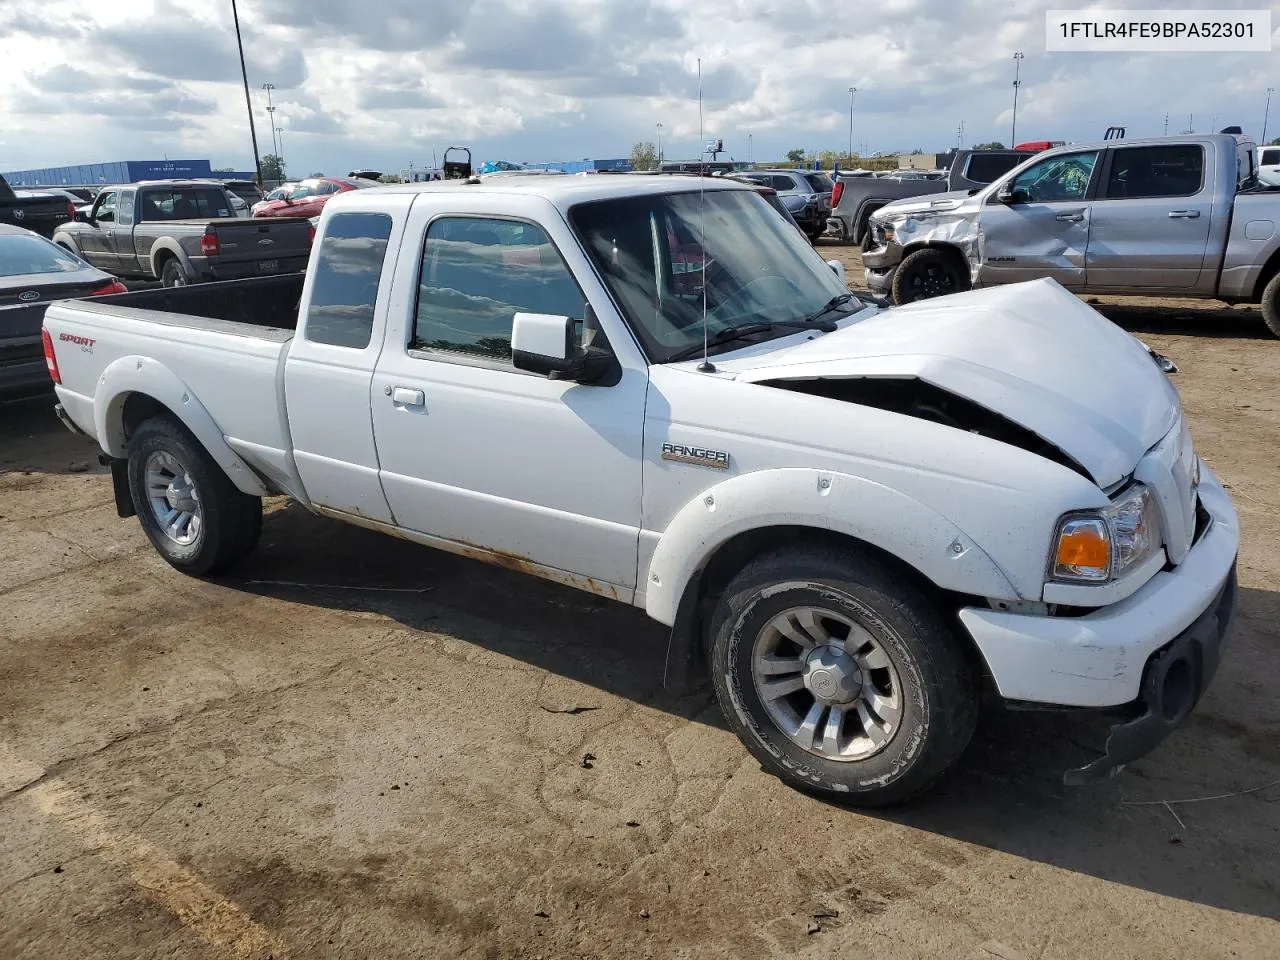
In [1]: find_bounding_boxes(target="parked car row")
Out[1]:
[250,176,375,219]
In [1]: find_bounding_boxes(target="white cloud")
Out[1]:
[0,0,1276,180]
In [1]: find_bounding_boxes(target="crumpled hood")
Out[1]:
[875,190,973,219]
[711,278,1180,489]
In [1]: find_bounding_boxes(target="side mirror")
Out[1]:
[825,259,846,285]
[74,210,89,223]
[996,183,1015,203]
[512,311,616,385]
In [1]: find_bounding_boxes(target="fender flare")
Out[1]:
[148,238,195,281]
[51,232,80,256]
[94,356,268,497]
[643,468,1016,626]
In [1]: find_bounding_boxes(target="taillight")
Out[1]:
[66,201,76,222]
[831,180,844,207]
[89,280,128,296]
[200,230,219,257]
[41,327,61,385]
[307,223,316,245]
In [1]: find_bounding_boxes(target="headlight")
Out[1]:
[1050,484,1161,583]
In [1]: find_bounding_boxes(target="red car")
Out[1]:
[251,177,375,219]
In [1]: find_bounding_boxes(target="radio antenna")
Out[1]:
[696,57,715,373]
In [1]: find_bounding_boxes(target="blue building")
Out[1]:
[519,158,633,173]
[1,159,258,188]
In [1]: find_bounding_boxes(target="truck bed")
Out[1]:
[42,273,309,487]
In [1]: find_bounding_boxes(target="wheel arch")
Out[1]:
[95,357,268,497]
[646,468,1016,632]
[149,239,194,282]
[1251,245,1280,302]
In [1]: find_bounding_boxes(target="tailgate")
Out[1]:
[211,217,312,266]
[0,199,74,238]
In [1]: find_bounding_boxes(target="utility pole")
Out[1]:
[747,132,753,165]
[1265,88,1276,144]
[956,119,965,149]
[655,122,663,165]
[1011,52,1024,145]
[847,86,857,160]
[262,83,279,173]
[230,0,263,185]
[1164,113,1169,135]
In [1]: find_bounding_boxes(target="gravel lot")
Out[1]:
[2,249,1278,959]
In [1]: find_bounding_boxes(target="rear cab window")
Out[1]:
[137,188,235,221]
[963,152,1034,184]
[304,212,394,349]
[1102,145,1204,199]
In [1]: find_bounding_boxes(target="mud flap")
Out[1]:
[101,454,136,519]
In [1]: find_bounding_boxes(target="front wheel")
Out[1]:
[709,546,979,805]
[127,417,262,576]
[1260,271,1280,338]
[160,258,188,288]
[891,247,970,305]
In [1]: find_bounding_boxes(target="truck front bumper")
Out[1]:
[959,469,1239,776]
[861,237,904,294]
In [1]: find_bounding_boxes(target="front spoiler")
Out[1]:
[1064,563,1237,785]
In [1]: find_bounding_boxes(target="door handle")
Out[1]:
[391,386,425,407]
[1054,212,1085,223]
[1168,210,1201,219]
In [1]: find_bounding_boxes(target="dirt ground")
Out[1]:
[2,247,1278,959]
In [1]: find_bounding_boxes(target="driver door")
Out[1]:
[369,210,648,593]
[976,150,1100,289]
[79,190,118,269]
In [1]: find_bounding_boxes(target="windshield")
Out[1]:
[569,188,852,362]
[0,233,87,277]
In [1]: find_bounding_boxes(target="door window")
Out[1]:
[93,192,117,223]
[303,212,393,349]
[1005,151,1099,203]
[1102,145,1204,199]
[413,217,586,363]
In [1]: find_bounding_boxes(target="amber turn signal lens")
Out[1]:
[1054,518,1110,581]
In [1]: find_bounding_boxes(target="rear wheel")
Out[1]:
[709,546,979,805]
[127,417,262,575]
[160,258,188,288]
[891,247,970,305]
[1260,271,1280,338]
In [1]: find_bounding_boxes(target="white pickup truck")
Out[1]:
[42,176,1238,805]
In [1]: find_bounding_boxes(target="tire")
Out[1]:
[127,416,262,576]
[709,545,979,806]
[890,247,970,305]
[1260,271,1280,338]
[160,258,188,288]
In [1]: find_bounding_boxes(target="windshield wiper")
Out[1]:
[802,292,860,323]
[667,317,836,362]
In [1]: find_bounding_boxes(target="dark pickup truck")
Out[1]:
[824,149,1040,243]
[52,181,313,287]
[0,174,76,239]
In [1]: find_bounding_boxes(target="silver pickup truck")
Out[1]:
[861,133,1280,335]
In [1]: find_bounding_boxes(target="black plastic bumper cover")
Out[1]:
[1064,562,1238,785]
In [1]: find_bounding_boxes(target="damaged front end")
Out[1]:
[862,199,980,286]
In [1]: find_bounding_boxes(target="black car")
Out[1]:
[0,224,125,399]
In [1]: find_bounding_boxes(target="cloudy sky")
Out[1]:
[0,0,1275,178]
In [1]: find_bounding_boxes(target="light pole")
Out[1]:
[655,122,663,165]
[847,86,857,160]
[1265,88,1276,144]
[275,126,285,177]
[230,0,263,186]
[1010,52,1024,146]
[262,83,279,172]
[748,132,753,165]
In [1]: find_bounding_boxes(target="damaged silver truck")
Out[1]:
[861,133,1280,336]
